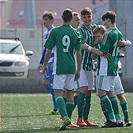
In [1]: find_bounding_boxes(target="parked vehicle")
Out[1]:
[0,38,33,78]
[0,0,7,3]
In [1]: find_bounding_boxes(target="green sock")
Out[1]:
[74,95,78,109]
[66,101,74,119]
[120,100,129,121]
[110,96,121,121]
[83,95,91,120]
[101,102,109,121]
[100,95,116,121]
[77,92,86,118]
[55,96,67,118]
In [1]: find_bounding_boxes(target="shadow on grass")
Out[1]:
[0,126,101,133]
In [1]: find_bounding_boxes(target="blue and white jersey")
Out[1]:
[40,26,54,64]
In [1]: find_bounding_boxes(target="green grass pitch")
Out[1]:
[0,93,133,133]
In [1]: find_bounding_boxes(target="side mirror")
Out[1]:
[26,50,33,56]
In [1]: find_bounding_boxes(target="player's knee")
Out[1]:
[117,94,126,102]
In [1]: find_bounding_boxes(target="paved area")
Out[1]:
[0,69,132,93]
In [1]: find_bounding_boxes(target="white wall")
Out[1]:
[109,0,133,78]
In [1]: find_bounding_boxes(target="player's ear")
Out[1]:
[61,15,63,19]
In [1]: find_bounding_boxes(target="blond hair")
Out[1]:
[93,25,106,35]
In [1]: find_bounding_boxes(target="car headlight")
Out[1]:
[14,61,26,66]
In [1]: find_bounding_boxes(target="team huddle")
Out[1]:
[38,7,132,130]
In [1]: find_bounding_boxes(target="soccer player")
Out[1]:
[63,11,81,107]
[59,12,80,128]
[71,12,80,29]
[71,11,81,109]
[66,11,81,128]
[82,10,125,128]
[92,25,132,127]
[76,7,98,127]
[38,12,59,115]
[42,9,82,130]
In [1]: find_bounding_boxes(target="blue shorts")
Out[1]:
[43,62,53,81]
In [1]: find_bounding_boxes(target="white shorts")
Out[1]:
[73,81,78,91]
[98,75,115,92]
[76,68,94,90]
[53,74,75,90]
[114,75,124,95]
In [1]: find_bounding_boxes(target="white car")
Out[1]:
[0,0,7,3]
[0,38,33,78]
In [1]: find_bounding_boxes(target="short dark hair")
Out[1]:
[81,7,92,16]
[42,12,54,20]
[102,11,116,24]
[62,9,73,22]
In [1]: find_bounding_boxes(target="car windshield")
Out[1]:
[0,42,24,55]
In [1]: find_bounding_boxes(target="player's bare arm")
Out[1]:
[74,50,82,81]
[82,43,104,56]
[76,50,82,72]
[43,49,52,73]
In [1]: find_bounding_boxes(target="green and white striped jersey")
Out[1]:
[78,24,97,71]
[93,42,101,76]
[45,24,81,74]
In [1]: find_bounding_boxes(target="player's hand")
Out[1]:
[38,64,42,72]
[82,43,89,50]
[91,53,97,59]
[103,53,111,58]
[42,66,48,74]
[74,70,80,81]
[118,39,125,46]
